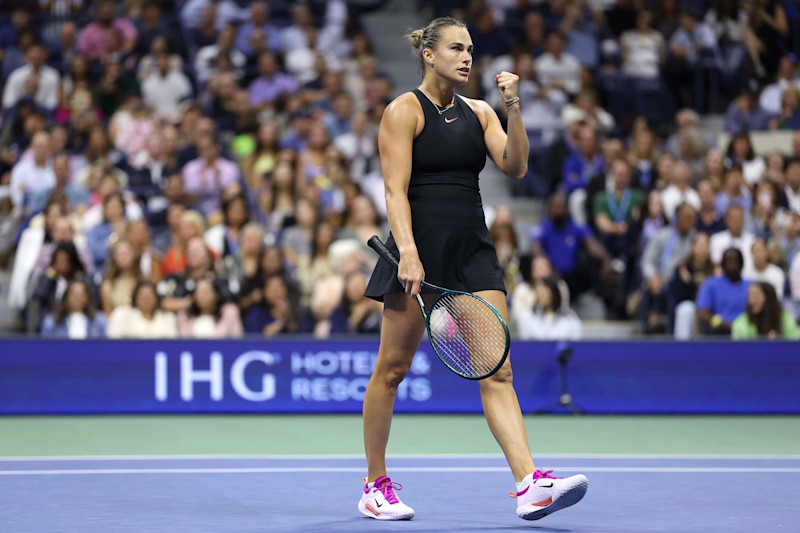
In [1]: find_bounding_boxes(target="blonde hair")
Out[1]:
[405,17,467,74]
[181,210,206,237]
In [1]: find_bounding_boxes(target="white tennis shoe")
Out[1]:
[358,476,415,520]
[510,469,588,521]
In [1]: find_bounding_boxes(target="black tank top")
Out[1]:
[409,89,487,194]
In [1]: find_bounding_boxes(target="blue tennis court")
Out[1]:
[2,454,797,532]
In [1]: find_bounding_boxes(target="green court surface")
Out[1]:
[2,415,799,457]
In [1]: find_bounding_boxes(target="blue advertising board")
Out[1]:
[0,339,798,414]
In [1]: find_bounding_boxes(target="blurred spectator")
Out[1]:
[696,248,750,336]
[726,132,765,186]
[512,255,571,319]
[326,270,383,336]
[236,1,282,55]
[80,173,143,234]
[562,125,604,212]
[629,129,659,191]
[9,131,54,217]
[661,160,700,221]
[711,205,756,271]
[76,0,138,61]
[205,194,250,259]
[162,209,204,276]
[639,189,668,250]
[111,97,155,165]
[759,54,800,115]
[182,136,240,216]
[529,192,612,300]
[702,147,726,189]
[107,280,178,338]
[135,2,181,58]
[141,52,193,121]
[668,231,714,335]
[99,238,143,316]
[664,109,714,158]
[640,203,697,333]
[41,279,106,338]
[137,36,184,82]
[126,218,162,281]
[560,2,598,69]
[195,25,245,85]
[781,159,800,214]
[86,192,128,271]
[715,166,753,217]
[592,158,644,270]
[2,44,60,112]
[244,275,299,336]
[769,86,800,130]
[745,0,789,78]
[222,222,264,310]
[29,216,92,288]
[282,3,315,52]
[470,6,511,61]
[696,179,726,235]
[620,11,664,79]
[732,282,798,340]
[561,89,615,135]
[520,11,547,57]
[181,0,245,30]
[30,240,92,332]
[489,208,520,296]
[161,236,230,311]
[190,2,219,49]
[663,10,718,109]
[177,277,243,338]
[282,197,318,268]
[724,82,773,133]
[248,52,298,109]
[515,278,582,340]
[535,30,581,95]
[334,111,375,181]
[29,152,88,215]
[750,181,781,240]
[743,238,786,297]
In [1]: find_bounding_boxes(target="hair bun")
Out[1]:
[406,28,424,50]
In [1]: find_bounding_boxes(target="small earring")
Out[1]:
[429,62,434,68]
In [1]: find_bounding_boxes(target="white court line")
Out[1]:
[2,466,800,476]
[1,453,799,462]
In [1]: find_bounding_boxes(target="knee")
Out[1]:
[375,357,412,390]
[483,361,513,387]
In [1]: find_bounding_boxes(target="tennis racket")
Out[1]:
[368,235,510,380]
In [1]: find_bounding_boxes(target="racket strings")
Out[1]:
[428,293,507,377]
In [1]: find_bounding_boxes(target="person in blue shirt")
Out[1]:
[561,125,605,196]
[530,193,612,299]
[696,247,750,335]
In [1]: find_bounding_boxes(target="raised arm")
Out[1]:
[379,95,425,296]
[481,71,528,179]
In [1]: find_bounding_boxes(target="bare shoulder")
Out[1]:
[382,92,424,135]
[383,92,422,121]
[458,96,494,130]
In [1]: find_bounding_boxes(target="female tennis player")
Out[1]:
[359,17,588,522]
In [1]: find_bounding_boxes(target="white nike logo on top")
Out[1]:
[444,117,458,123]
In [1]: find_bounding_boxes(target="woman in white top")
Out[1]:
[107,280,178,338]
[515,278,582,341]
[177,278,243,338]
[41,279,106,339]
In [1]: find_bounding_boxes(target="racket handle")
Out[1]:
[367,235,400,269]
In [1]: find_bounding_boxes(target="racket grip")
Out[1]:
[367,235,400,269]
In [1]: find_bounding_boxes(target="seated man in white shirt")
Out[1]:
[743,238,786,298]
[2,44,60,111]
[661,160,701,221]
[141,52,193,121]
[710,205,755,271]
[535,30,581,96]
[9,131,55,219]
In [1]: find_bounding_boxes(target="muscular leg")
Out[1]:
[363,292,427,482]
[475,290,537,482]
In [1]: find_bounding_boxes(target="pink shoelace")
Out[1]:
[373,476,402,504]
[509,469,560,498]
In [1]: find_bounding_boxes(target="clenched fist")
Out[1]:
[494,71,519,100]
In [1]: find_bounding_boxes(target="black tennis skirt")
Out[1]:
[365,184,506,302]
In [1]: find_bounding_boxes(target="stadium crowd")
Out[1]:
[1,0,799,341]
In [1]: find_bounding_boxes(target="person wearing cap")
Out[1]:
[759,54,800,116]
